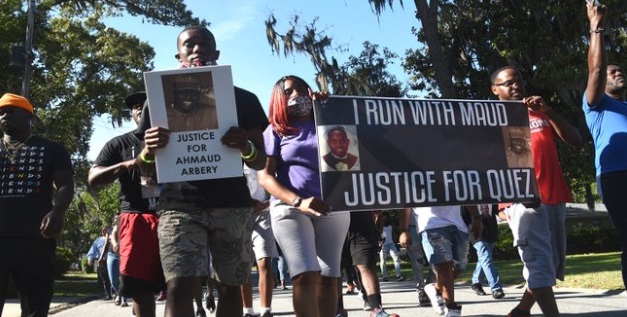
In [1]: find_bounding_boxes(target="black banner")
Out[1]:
[314,96,539,211]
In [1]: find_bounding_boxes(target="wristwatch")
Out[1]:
[292,196,303,208]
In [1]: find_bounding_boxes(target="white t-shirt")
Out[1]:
[381,224,394,245]
[243,165,266,201]
[413,206,468,233]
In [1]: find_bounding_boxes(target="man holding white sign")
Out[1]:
[137,26,268,317]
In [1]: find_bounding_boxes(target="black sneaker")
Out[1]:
[196,308,207,317]
[417,288,430,307]
[205,295,216,313]
[506,306,531,317]
[396,276,405,282]
[470,283,486,296]
[492,288,505,299]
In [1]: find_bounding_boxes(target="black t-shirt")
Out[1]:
[349,211,377,234]
[462,205,499,243]
[0,136,73,237]
[94,131,155,213]
[158,87,269,211]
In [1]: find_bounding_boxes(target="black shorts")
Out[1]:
[347,212,379,267]
[119,275,164,297]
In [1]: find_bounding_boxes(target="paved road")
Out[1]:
[3,278,625,316]
[2,203,620,316]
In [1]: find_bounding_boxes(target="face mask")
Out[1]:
[180,60,217,68]
[287,96,313,117]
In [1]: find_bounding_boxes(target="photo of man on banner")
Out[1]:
[320,125,361,172]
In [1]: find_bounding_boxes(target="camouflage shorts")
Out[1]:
[158,207,253,286]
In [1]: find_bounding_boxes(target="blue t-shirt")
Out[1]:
[87,236,106,261]
[263,120,321,201]
[582,93,627,175]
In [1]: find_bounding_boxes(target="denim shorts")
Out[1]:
[251,209,279,260]
[421,225,469,271]
[503,203,566,288]
[158,207,253,286]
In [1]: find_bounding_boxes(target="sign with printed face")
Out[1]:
[314,96,538,211]
[144,65,242,183]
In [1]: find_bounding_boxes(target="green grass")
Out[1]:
[52,252,624,298]
[54,272,101,297]
[397,251,623,290]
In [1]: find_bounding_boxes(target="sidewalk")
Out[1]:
[3,278,624,316]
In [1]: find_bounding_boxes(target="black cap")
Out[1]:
[124,92,147,109]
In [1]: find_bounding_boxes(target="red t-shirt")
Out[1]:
[528,110,571,204]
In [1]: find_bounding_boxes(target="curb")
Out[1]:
[49,296,98,315]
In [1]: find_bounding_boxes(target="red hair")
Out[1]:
[267,75,311,136]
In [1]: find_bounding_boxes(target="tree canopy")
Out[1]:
[1,0,207,162]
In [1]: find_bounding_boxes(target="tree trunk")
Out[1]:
[413,0,457,98]
[585,183,596,212]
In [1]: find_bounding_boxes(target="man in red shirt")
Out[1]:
[490,66,582,317]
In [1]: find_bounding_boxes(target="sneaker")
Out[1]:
[417,288,430,307]
[470,283,486,296]
[396,276,405,282]
[370,307,400,317]
[346,282,355,294]
[156,290,167,301]
[114,295,122,306]
[205,295,216,313]
[121,298,129,307]
[424,283,445,315]
[364,300,372,311]
[506,306,531,317]
[260,312,273,317]
[104,295,113,301]
[444,304,462,317]
[381,276,389,282]
[335,309,348,317]
[196,308,207,317]
[492,288,505,299]
[243,314,255,317]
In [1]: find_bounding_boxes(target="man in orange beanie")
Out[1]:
[0,93,74,317]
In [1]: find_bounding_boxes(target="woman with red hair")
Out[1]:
[258,75,350,317]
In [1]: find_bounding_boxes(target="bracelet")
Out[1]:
[590,28,605,34]
[139,152,155,164]
[241,140,257,161]
[243,149,257,162]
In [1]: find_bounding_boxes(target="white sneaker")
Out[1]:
[424,283,445,315]
[445,305,462,317]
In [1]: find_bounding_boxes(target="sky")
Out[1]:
[88,0,420,160]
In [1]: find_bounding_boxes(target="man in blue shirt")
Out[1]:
[87,227,113,300]
[583,2,627,291]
